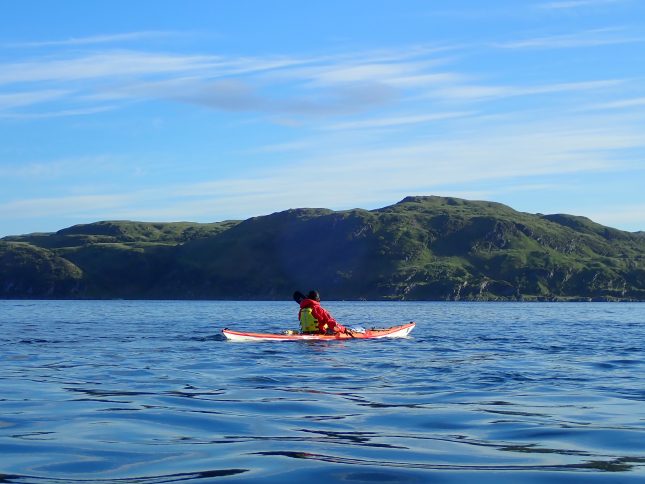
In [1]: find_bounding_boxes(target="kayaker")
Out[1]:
[292,290,306,304]
[296,290,346,334]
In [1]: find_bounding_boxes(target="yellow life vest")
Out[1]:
[299,307,319,332]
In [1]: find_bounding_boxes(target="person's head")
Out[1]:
[307,290,320,302]
[292,291,306,303]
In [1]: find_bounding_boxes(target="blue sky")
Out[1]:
[1,0,644,236]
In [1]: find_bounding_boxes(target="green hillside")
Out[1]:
[1,197,644,300]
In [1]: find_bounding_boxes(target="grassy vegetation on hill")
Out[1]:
[1,197,643,300]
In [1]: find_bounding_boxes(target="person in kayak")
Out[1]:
[295,290,346,334]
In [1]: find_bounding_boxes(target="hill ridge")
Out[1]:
[1,196,644,301]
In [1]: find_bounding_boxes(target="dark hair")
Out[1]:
[292,291,306,303]
[307,290,320,302]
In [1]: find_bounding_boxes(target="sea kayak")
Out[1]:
[222,322,415,342]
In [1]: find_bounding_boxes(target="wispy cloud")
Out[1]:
[0,49,328,118]
[3,110,644,229]
[0,105,117,119]
[0,89,70,109]
[0,37,639,133]
[0,155,128,179]
[495,28,643,49]
[0,194,134,219]
[268,55,458,88]
[322,111,475,130]
[585,96,645,110]
[0,51,221,86]
[0,88,118,120]
[434,79,622,101]
[536,0,624,10]
[0,46,465,119]
[5,31,180,48]
[291,61,436,87]
[0,47,450,89]
[15,39,622,124]
[588,203,645,230]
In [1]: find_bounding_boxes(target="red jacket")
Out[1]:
[299,299,345,333]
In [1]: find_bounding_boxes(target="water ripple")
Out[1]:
[1,300,644,482]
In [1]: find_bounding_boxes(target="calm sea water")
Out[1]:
[0,300,644,483]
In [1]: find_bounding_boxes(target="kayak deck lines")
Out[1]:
[222,322,415,342]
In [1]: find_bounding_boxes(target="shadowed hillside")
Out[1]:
[1,197,644,300]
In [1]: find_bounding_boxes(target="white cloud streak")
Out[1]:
[322,111,476,130]
[588,204,645,230]
[435,79,622,100]
[0,51,221,86]
[4,112,643,225]
[0,49,441,117]
[586,96,645,110]
[537,0,624,10]
[495,28,643,49]
[0,105,117,119]
[6,31,180,48]
[1,24,643,235]
[0,156,120,178]
[0,89,70,109]
[0,42,632,121]
[0,194,134,219]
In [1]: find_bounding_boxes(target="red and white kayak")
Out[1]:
[222,322,415,342]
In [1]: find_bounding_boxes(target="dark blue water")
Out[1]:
[0,301,644,483]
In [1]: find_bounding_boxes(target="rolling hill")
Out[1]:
[1,196,644,300]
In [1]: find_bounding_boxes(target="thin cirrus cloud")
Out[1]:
[0,89,70,109]
[0,51,221,86]
[3,112,643,225]
[0,105,117,120]
[0,50,330,117]
[588,204,645,228]
[0,156,109,179]
[171,121,636,213]
[0,35,638,126]
[205,114,645,204]
[0,47,434,88]
[536,0,625,10]
[0,48,428,117]
[264,54,459,90]
[585,96,645,110]
[11,38,628,122]
[434,79,623,101]
[322,111,476,131]
[293,61,439,87]
[495,28,643,49]
[0,193,134,219]
[308,112,644,184]
[5,31,182,48]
